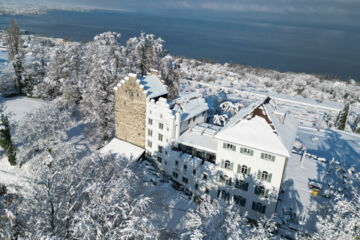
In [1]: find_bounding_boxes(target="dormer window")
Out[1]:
[261,153,275,161]
[223,143,236,151]
[240,147,254,156]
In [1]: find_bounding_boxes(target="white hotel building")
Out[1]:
[112,72,298,220]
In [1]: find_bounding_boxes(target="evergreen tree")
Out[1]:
[337,103,350,130]
[0,107,16,165]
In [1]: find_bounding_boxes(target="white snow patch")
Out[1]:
[100,138,144,161]
[1,96,49,122]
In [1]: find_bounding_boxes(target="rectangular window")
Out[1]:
[173,171,178,178]
[223,143,236,151]
[159,123,164,130]
[158,134,163,141]
[188,119,191,124]
[261,153,276,162]
[175,160,179,166]
[183,164,187,171]
[234,195,246,207]
[235,179,249,191]
[147,129,153,137]
[240,147,254,156]
[158,146,163,153]
[147,141,152,148]
[205,188,210,194]
[148,118,153,125]
[157,157,162,163]
[254,186,269,197]
[195,183,199,190]
[193,169,196,175]
[252,202,266,214]
[182,177,188,184]
[192,116,196,122]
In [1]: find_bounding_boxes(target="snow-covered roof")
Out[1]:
[139,74,168,99]
[176,123,221,153]
[99,138,144,160]
[171,92,209,122]
[215,97,298,157]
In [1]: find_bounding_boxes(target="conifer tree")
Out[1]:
[337,103,350,130]
[0,108,16,165]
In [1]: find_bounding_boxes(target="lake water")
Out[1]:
[0,10,359,80]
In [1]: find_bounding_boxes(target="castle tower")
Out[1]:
[114,72,168,148]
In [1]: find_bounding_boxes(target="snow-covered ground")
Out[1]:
[0,96,48,196]
[277,126,360,236]
[0,96,49,122]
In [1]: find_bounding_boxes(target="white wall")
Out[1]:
[145,98,177,162]
[215,139,287,219]
[179,111,207,134]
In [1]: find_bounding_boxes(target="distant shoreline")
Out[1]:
[0,10,359,81]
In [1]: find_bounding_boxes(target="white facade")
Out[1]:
[215,139,288,219]
[144,92,297,220]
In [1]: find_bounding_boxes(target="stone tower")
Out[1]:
[114,74,147,148]
[114,72,168,148]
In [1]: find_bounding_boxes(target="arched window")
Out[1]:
[241,165,248,174]
[224,160,231,169]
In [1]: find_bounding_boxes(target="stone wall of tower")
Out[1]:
[114,75,147,148]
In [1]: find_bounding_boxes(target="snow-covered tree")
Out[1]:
[160,54,181,99]
[5,18,24,94]
[122,32,163,75]
[72,153,159,239]
[80,32,121,144]
[179,196,275,239]
[213,114,228,126]
[14,104,75,166]
[313,193,360,240]
[21,142,83,239]
[311,164,360,240]
[0,64,17,96]
[36,42,72,100]
[220,101,243,116]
